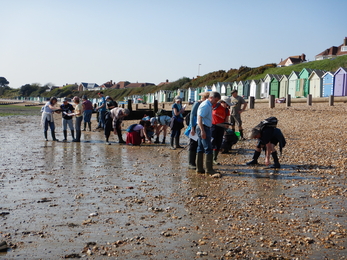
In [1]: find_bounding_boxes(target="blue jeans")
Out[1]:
[83,110,92,123]
[98,110,106,128]
[44,119,55,132]
[62,118,74,131]
[196,125,212,154]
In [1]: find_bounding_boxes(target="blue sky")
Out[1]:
[1,0,347,88]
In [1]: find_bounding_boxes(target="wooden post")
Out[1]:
[269,95,275,108]
[329,95,334,106]
[162,103,165,109]
[121,104,125,108]
[149,104,152,110]
[135,104,138,110]
[154,100,158,114]
[286,94,291,107]
[249,96,255,109]
[127,99,132,111]
[307,94,312,106]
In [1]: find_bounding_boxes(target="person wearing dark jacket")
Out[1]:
[246,126,285,168]
[60,97,75,142]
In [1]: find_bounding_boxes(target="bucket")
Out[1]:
[235,131,240,140]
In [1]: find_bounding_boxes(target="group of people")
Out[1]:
[40,92,129,144]
[41,89,284,170]
[186,90,284,173]
[41,96,86,142]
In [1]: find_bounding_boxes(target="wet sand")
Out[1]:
[0,103,346,259]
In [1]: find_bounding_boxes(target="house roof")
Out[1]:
[81,82,98,88]
[316,38,347,58]
[278,55,306,66]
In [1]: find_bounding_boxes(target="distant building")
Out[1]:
[79,82,99,91]
[157,79,170,87]
[116,81,130,89]
[99,80,117,89]
[277,54,306,67]
[315,37,347,60]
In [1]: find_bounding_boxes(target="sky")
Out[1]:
[1,0,347,89]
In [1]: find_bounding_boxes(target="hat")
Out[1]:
[220,96,232,106]
[106,96,111,100]
[174,95,182,101]
[231,89,238,94]
[63,97,69,102]
[82,95,87,100]
[98,91,104,95]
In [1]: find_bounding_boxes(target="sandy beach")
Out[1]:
[0,102,346,259]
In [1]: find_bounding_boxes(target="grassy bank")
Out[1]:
[0,105,41,116]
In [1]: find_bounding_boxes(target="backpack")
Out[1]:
[255,116,278,130]
[126,123,138,133]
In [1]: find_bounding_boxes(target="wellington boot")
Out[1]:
[73,130,81,142]
[161,137,166,144]
[63,130,67,142]
[44,131,48,141]
[239,129,246,140]
[270,151,281,168]
[170,137,176,150]
[82,122,86,131]
[213,150,220,165]
[246,151,261,165]
[205,153,217,174]
[196,153,205,173]
[117,128,125,143]
[188,151,197,169]
[175,136,183,148]
[71,130,75,140]
[51,131,58,141]
[154,136,160,144]
[88,122,91,131]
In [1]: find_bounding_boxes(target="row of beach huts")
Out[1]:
[126,67,347,104]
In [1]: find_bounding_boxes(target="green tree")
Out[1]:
[0,77,9,87]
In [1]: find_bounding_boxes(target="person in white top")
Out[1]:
[41,96,61,141]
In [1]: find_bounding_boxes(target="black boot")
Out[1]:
[73,130,81,142]
[44,131,48,141]
[213,150,220,165]
[71,130,75,140]
[88,122,91,131]
[188,151,197,169]
[246,151,261,165]
[161,137,166,144]
[117,128,125,143]
[51,131,58,141]
[239,129,246,140]
[196,153,205,173]
[154,136,160,144]
[170,137,176,150]
[63,130,67,142]
[175,136,183,148]
[270,151,281,168]
[206,153,218,174]
[82,122,86,131]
